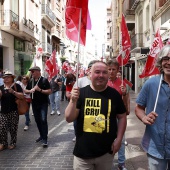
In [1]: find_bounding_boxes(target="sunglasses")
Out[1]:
[22,78,26,80]
[31,70,35,73]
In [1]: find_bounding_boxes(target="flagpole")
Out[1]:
[153,74,162,112]
[76,8,82,87]
[121,51,124,84]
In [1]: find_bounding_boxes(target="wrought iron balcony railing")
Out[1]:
[0,10,19,29]
[42,42,52,54]
[129,0,140,10]
[41,4,56,24]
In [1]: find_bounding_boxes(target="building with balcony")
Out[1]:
[0,0,41,75]
[108,0,170,93]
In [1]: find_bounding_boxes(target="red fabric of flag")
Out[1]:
[123,78,133,88]
[116,14,131,66]
[45,50,58,80]
[65,0,89,46]
[139,29,163,78]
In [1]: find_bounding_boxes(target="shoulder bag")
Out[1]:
[14,84,29,115]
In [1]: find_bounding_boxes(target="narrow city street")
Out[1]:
[0,91,148,170]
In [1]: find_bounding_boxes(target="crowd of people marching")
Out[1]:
[0,44,170,170]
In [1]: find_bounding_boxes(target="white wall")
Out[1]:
[0,30,14,72]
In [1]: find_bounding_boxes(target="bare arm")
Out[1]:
[135,104,158,125]
[111,113,127,155]
[125,92,130,115]
[25,85,51,95]
[65,87,80,123]
[8,88,24,99]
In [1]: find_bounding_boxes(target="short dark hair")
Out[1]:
[106,59,119,68]
[88,60,99,68]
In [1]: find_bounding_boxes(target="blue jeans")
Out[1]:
[118,134,125,164]
[25,103,30,126]
[147,154,170,170]
[32,103,48,140]
[49,91,60,111]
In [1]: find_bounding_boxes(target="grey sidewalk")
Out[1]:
[0,91,149,170]
[113,90,148,170]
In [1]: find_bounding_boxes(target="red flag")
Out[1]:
[139,29,163,78]
[116,14,131,66]
[167,37,170,45]
[86,9,91,30]
[123,78,133,88]
[45,50,58,80]
[65,0,89,45]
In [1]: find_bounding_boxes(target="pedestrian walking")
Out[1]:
[61,72,67,101]
[21,75,32,131]
[135,45,170,170]
[25,66,51,147]
[65,61,127,170]
[0,69,4,86]
[107,59,128,170]
[49,74,62,115]
[65,73,76,100]
[0,71,24,151]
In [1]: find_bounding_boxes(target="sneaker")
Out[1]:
[50,110,55,115]
[72,137,76,142]
[118,164,127,170]
[24,125,29,131]
[42,140,48,148]
[125,140,128,146]
[57,110,61,116]
[35,137,43,143]
[8,144,16,150]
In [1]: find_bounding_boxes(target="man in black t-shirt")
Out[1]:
[65,61,127,170]
[25,66,51,148]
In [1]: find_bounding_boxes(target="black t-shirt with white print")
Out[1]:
[74,85,126,158]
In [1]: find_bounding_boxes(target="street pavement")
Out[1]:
[0,91,149,170]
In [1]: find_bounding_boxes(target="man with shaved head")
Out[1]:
[65,61,127,170]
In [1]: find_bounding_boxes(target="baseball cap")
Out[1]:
[29,66,41,71]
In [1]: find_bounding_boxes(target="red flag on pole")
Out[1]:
[116,14,131,66]
[139,29,163,78]
[65,0,89,46]
[45,50,58,80]
[123,78,133,88]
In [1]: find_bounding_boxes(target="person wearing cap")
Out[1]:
[0,71,24,151]
[135,45,170,169]
[25,66,51,148]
